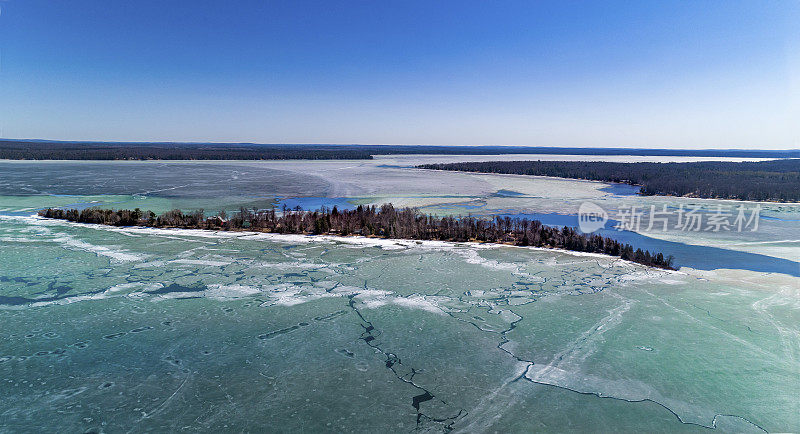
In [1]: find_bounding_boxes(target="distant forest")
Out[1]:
[418,159,800,202]
[0,141,373,160]
[40,204,675,269]
[2,140,798,160]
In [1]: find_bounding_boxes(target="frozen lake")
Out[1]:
[1,156,798,432]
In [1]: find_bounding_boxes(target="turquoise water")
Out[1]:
[1,160,798,432]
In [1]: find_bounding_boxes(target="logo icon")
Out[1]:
[578,202,608,233]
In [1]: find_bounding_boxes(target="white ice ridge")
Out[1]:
[53,235,145,262]
[0,214,146,262]
[356,292,447,315]
[170,259,232,266]
[2,282,162,310]
[257,282,448,315]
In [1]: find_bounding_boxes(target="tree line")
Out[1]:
[39,204,675,269]
[418,159,800,202]
[3,140,797,161]
[0,141,373,160]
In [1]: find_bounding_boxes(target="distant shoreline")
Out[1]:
[2,139,798,160]
[418,159,800,203]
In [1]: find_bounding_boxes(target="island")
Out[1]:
[39,204,675,270]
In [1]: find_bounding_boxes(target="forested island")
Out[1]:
[39,205,675,269]
[3,139,798,160]
[418,159,800,202]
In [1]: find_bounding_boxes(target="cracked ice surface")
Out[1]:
[1,216,798,432]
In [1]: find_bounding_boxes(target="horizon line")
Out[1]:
[2,138,798,152]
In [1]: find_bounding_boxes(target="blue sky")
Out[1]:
[0,1,797,148]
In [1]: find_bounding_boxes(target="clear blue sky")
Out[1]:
[1,1,798,148]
